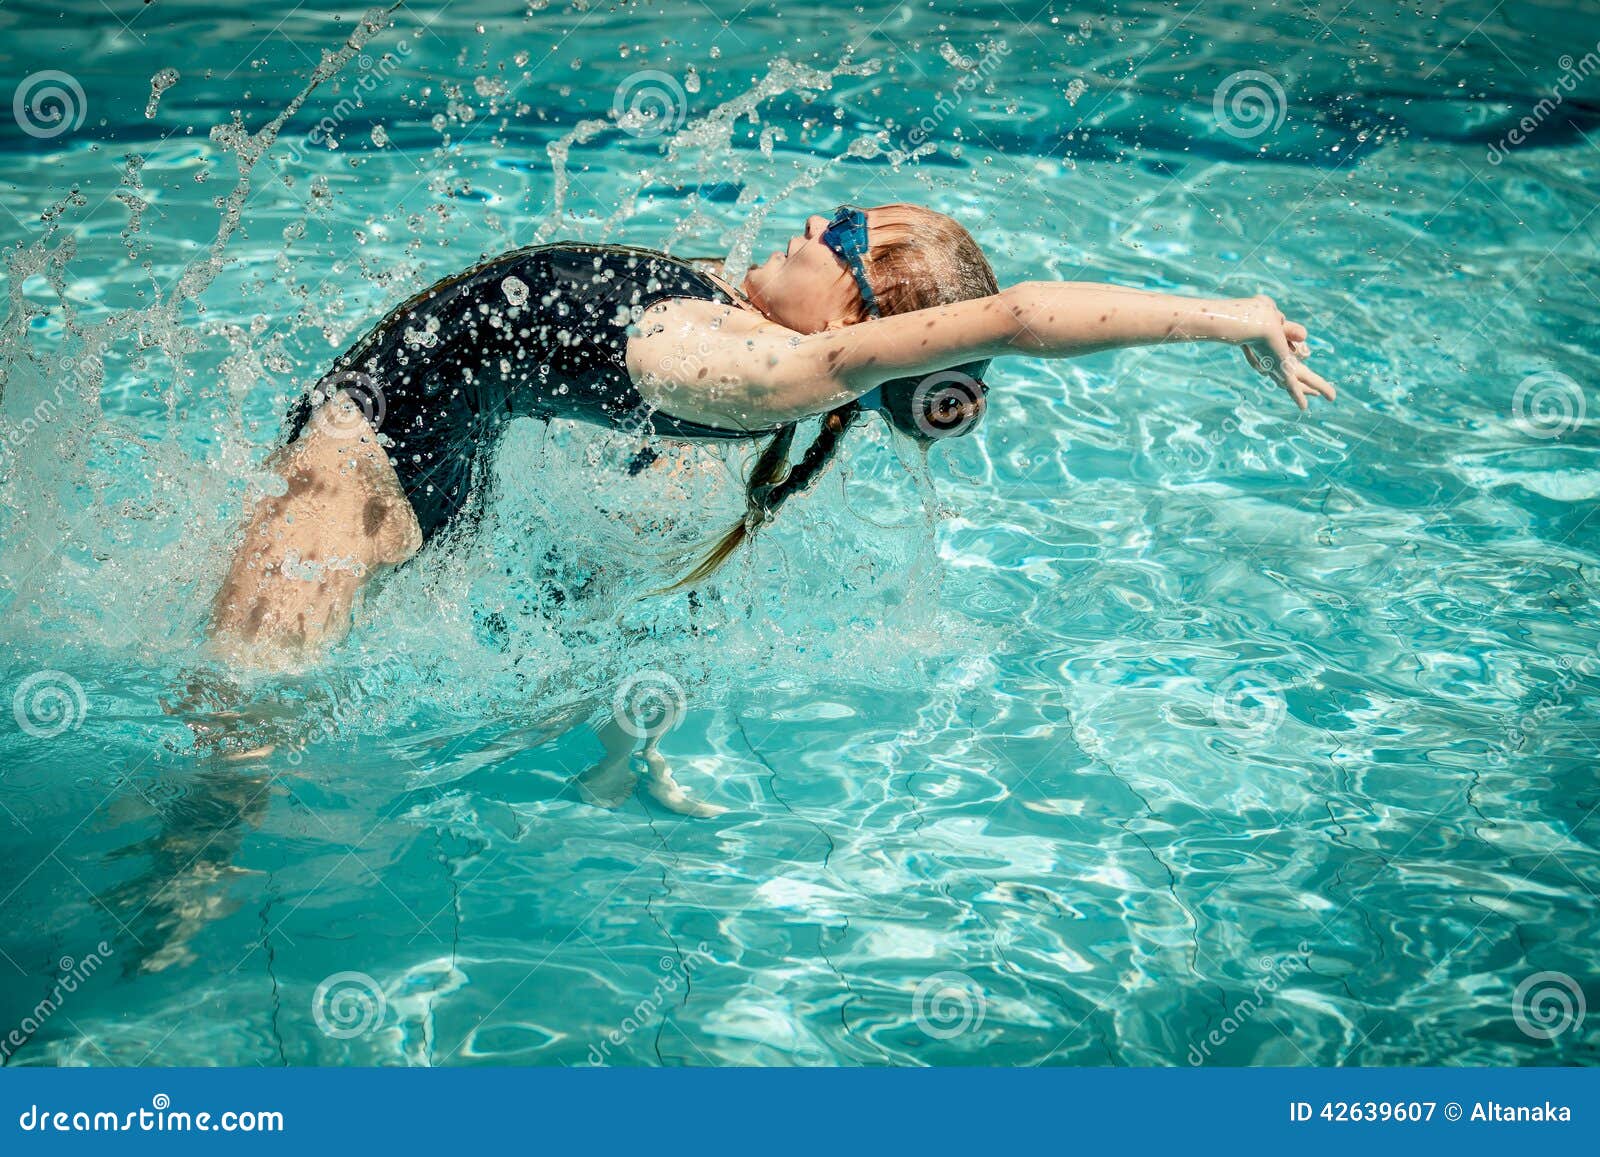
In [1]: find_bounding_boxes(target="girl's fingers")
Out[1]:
[1291,340,1311,359]
[1270,330,1299,367]
[1299,366,1337,400]
[1246,342,1328,412]
[1285,321,1308,342]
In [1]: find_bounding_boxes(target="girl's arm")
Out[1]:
[1002,283,1332,402]
[628,284,1335,430]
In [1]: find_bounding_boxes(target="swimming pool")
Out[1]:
[1,0,1597,1066]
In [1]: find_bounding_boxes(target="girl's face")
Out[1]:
[740,208,879,333]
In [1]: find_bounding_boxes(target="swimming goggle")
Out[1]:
[819,204,880,318]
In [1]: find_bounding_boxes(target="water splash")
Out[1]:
[0,8,974,749]
[144,68,180,119]
[535,55,883,255]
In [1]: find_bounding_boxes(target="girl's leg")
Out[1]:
[640,737,727,817]
[573,696,727,817]
[572,712,643,807]
[208,394,422,667]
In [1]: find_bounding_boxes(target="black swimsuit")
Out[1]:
[283,243,777,539]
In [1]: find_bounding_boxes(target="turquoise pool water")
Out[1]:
[1,0,1598,1066]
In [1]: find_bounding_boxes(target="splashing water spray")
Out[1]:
[0,6,984,742]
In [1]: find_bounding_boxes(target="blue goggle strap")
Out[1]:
[820,206,880,318]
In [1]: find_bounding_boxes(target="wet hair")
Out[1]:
[667,203,999,590]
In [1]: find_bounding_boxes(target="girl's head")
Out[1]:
[742,202,998,333]
[670,203,998,588]
[743,201,998,442]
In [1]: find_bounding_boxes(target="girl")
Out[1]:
[208,201,1334,666]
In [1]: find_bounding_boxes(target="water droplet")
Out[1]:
[938,42,975,71]
[144,67,179,119]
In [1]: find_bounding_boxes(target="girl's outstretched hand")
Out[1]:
[1234,295,1337,412]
